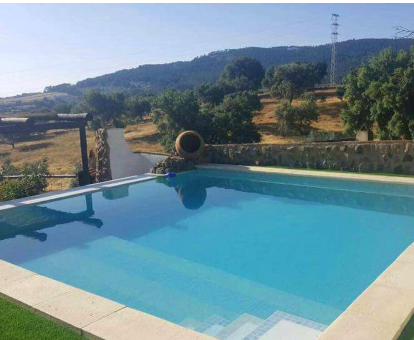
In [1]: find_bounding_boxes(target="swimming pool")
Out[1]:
[1,168,414,339]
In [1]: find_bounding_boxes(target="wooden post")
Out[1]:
[79,124,90,185]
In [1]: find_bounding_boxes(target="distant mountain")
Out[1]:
[44,38,414,95]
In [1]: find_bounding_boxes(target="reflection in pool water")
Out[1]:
[157,176,207,210]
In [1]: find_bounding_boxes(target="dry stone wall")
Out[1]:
[95,129,112,182]
[201,141,414,175]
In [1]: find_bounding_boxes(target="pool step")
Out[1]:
[244,310,326,340]
[85,236,340,325]
[195,315,231,337]
[216,313,264,340]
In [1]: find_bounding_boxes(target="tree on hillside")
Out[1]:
[127,96,152,121]
[209,92,261,144]
[195,83,229,105]
[265,61,327,103]
[152,91,209,150]
[275,93,319,136]
[152,90,260,151]
[341,46,414,139]
[75,90,126,128]
[219,57,265,91]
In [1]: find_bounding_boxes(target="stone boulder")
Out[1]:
[151,156,195,174]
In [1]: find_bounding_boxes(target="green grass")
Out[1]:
[0,296,83,340]
[263,165,414,178]
[399,316,414,340]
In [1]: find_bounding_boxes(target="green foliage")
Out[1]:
[219,57,265,91]
[44,83,80,96]
[266,62,327,103]
[275,94,319,136]
[0,132,42,149]
[152,88,261,151]
[0,159,49,202]
[306,130,348,142]
[209,92,261,144]
[336,86,345,101]
[75,90,126,128]
[195,83,229,105]
[126,95,152,121]
[341,46,414,139]
[152,90,206,151]
[53,101,74,113]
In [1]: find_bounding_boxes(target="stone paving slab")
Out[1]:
[0,274,73,307]
[35,288,125,330]
[0,259,35,288]
[83,307,214,340]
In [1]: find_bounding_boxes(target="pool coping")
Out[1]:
[198,163,414,340]
[0,174,158,211]
[1,166,414,339]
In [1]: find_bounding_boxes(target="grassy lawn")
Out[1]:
[0,296,83,340]
[399,316,414,340]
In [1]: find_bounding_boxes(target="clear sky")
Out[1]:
[1,3,414,97]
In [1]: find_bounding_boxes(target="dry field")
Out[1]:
[0,89,344,191]
[0,129,95,191]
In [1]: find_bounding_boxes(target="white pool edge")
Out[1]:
[1,166,414,339]
[0,174,157,211]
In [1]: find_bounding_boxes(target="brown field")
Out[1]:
[0,88,344,191]
[0,92,75,105]
[0,129,95,191]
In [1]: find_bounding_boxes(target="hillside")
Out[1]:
[124,88,345,151]
[45,38,414,95]
[0,92,76,113]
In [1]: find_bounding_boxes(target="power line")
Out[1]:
[394,26,414,39]
[330,13,339,87]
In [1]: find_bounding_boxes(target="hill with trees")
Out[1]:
[44,38,414,95]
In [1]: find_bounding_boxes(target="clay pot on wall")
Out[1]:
[175,131,205,160]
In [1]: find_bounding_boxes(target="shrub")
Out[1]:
[275,94,318,136]
[0,159,49,202]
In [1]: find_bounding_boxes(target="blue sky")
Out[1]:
[1,3,414,97]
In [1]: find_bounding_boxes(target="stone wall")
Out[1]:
[95,129,112,182]
[201,141,414,175]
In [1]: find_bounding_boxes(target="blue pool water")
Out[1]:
[1,169,414,331]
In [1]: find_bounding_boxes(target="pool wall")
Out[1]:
[201,141,414,175]
[1,165,414,339]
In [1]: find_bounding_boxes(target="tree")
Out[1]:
[152,90,208,150]
[219,57,265,91]
[0,132,41,149]
[195,83,228,105]
[76,90,126,127]
[275,93,319,136]
[341,46,414,139]
[210,92,261,144]
[266,62,327,103]
[127,96,152,121]
[336,86,345,101]
[152,90,261,150]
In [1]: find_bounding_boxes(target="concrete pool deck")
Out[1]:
[1,164,414,339]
